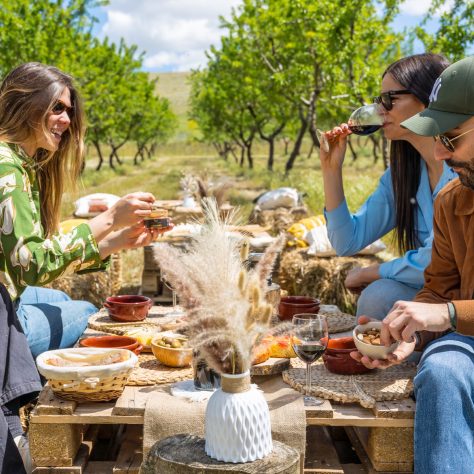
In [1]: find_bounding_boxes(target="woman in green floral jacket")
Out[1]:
[0,62,162,357]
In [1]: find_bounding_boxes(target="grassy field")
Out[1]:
[63,72,391,289]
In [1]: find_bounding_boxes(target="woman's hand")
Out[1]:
[319,123,351,173]
[98,221,173,258]
[349,316,416,369]
[381,301,451,346]
[344,264,380,293]
[108,192,156,230]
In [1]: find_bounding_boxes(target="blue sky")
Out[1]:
[91,1,447,73]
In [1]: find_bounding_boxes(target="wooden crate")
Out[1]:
[30,383,414,474]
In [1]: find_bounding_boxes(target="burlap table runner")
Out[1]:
[143,375,306,468]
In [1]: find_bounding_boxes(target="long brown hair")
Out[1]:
[0,62,85,236]
[383,53,450,254]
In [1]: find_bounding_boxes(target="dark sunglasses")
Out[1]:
[373,90,411,111]
[51,101,74,117]
[434,128,474,152]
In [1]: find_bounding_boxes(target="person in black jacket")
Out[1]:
[0,283,42,473]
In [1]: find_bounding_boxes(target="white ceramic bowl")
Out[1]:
[352,321,399,360]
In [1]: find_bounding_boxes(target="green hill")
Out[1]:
[151,71,193,142]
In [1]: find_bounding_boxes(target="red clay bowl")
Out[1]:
[104,295,153,322]
[79,335,143,355]
[322,337,371,375]
[278,296,320,321]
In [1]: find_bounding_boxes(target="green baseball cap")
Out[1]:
[402,55,474,136]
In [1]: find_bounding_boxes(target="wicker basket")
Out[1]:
[37,348,137,403]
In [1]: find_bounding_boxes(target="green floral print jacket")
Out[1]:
[0,141,106,300]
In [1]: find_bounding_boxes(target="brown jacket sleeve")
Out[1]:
[414,196,460,350]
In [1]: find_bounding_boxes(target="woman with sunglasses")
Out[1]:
[0,62,164,358]
[319,53,457,320]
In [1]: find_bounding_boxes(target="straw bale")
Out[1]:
[277,248,383,314]
[250,206,309,235]
[46,252,123,308]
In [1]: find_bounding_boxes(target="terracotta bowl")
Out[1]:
[79,335,143,355]
[322,337,371,375]
[278,296,320,321]
[104,295,153,322]
[151,333,192,368]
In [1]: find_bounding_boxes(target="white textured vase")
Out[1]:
[205,371,273,463]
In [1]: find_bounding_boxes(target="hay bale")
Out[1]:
[46,252,123,308]
[249,206,309,235]
[277,248,383,314]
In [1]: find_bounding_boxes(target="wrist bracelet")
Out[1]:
[447,302,457,330]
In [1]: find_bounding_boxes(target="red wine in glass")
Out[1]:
[293,343,326,364]
[348,104,385,136]
[348,124,382,135]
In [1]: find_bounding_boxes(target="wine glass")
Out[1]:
[347,103,385,136]
[291,313,328,406]
[160,276,185,318]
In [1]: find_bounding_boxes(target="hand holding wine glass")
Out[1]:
[318,124,351,172]
[291,313,328,405]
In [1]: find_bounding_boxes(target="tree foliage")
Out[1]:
[190,0,473,173]
[0,0,177,169]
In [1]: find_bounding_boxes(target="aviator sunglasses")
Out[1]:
[373,89,411,111]
[435,128,474,152]
[50,101,74,117]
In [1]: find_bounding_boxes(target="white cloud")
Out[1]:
[400,0,454,17]
[99,0,242,71]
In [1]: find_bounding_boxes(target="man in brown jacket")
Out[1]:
[352,56,474,473]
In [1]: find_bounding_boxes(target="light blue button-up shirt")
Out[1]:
[324,161,457,289]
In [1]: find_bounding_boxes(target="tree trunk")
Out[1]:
[239,146,245,167]
[246,142,253,169]
[285,110,308,175]
[93,141,104,171]
[347,139,358,161]
[266,137,275,171]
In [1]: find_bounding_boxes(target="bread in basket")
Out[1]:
[36,348,137,402]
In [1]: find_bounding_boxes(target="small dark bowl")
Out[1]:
[322,337,371,375]
[278,295,320,321]
[104,295,153,322]
[144,217,171,229]
[80,335,143,355]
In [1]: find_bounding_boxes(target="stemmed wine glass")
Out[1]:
[317,102,385,153]
[291,313,328,406]
[160,276,185,318]
[347,103,385,136]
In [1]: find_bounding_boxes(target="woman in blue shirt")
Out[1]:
[319,53,456,319]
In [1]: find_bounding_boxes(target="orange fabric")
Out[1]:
[415,179,474,347]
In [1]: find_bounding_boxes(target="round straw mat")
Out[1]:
[88,306,185,335]
[271,305,355,334]
[127,353,193,386]
[283,359,416,408]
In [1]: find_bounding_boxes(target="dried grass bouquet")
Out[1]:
[153,199,285,375]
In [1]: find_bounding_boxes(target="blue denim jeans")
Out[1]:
[414,332,474,473]
[15,287,97,358]
[356,279,420,320]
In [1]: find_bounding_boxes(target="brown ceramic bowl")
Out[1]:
[322,337,371,375]
[79,335,143,355]
[278,296,320,321]
[104,295,153,322]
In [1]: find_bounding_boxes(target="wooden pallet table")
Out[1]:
[30,385,415,474]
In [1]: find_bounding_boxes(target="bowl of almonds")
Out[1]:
[352,321,399,360]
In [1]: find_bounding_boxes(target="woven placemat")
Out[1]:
[271,304,356,334]
[127,353,193,386]
[88,306,185,335]
[284,359,417,408]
